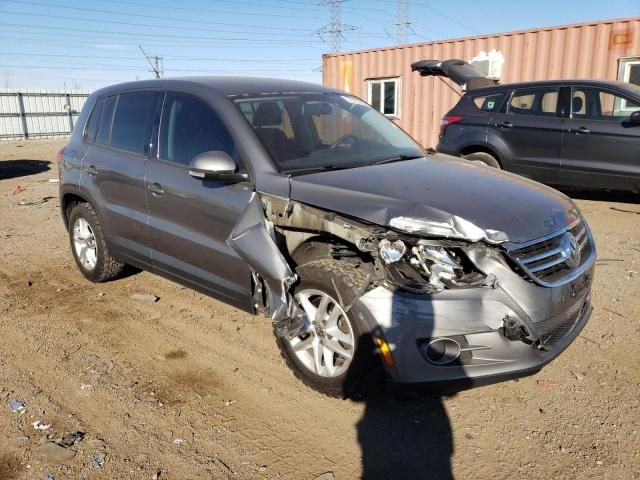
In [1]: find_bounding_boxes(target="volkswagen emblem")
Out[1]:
[560,232,581,268]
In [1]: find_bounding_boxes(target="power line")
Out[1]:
[0,52,320,63]
[0,9,318,36]
[412,2,481,34]
[95,0,320,19]
[0,64,318,73]
[0,22,322,45]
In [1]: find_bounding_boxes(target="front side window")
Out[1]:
[232,93,423,173]
[110,92,157,154]
[572,87,640,121]
[159,92,236,166]
[509,88,560,117]
[367,78,400,117]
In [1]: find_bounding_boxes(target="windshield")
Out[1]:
[232,93,424,173]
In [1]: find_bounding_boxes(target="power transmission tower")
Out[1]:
[139,45,163,79]
[317,0,356,53]
[395,0,411,44]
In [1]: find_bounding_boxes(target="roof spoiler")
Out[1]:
[411,59,498,91]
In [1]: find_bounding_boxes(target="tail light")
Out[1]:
[440,115,462,133]
[56,146,66,162]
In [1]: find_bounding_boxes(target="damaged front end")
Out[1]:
[227,190,595,386]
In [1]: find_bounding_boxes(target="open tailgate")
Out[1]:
[411,59,498,90]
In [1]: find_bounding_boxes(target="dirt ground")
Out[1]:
[0,139,638,480]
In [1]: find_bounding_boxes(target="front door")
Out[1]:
[489,86,566,184]
[145,91,254,310]
[560,86,640,190]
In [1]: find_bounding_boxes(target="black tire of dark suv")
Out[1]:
[68,202,125,283]
[463,152,501,168]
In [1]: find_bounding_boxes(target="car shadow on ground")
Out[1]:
[0,159,51,180]
[557,186,639,205]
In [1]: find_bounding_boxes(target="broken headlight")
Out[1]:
[382,239,486,293]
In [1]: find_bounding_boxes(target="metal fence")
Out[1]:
[0,88,91,141]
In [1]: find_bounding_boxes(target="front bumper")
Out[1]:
[354,255,595,385]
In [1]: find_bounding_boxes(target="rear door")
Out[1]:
[84,91,160,266]
[146,91,253,310]
[560,86,640,190]
[488,86,566,184]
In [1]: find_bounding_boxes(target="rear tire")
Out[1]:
[68,202,125,283]
[463,151,501,168]
[275,259,380,398]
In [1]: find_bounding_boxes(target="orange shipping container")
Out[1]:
[322,17,640,149]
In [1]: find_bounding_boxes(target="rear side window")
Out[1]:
[509,88,561,117]
[472,93,504,112]
[85,98,104,142]
[159,92,236,166]
[110,92,157,154]
[95,96,117,146]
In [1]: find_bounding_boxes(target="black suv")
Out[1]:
[413,60,640,191]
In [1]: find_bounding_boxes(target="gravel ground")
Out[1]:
[0,139,639,480]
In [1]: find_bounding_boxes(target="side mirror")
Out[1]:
[630,110,640,125]
[188,151,249,183]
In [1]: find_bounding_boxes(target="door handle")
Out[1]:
[148,183,165,196]
[87,165,98,176]
[495,121,513,129]
[569,127,590,134]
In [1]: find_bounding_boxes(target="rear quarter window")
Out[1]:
[471,93,505,112]
[85,98,104,143]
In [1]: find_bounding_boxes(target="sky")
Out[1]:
[1,0,638,90]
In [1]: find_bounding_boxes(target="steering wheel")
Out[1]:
[329,134,359,149]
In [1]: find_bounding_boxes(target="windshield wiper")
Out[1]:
[285,164,362,176]
[372,154,423,165]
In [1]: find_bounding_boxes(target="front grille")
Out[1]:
[533,295,588,348]
[506,219,593,286]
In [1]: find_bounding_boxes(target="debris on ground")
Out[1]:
[536,379,559,388]
[92,452,106,468]
[610,206,640,215]
[314,472,336,480]
[48,178,60,183]
[13,185,25,194]
[9,400,26,412]
[131,293,160,303]
[32,420,52,430]
[225,399,237,406]
[59,431,85,448]
[173,438,184,446]
[43,474,54,480]
[38,442,76,464]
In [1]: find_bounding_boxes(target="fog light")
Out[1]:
[421,338,461,365]
[379,239,406,264]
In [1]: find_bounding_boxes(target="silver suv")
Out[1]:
[59,77,596,397]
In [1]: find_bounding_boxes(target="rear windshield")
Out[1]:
[231,93,424,173]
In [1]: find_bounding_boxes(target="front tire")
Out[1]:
[463,151,501,168]
[68,202,124,283]
[275,259,379,398]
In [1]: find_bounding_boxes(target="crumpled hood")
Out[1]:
[289,155,576,244]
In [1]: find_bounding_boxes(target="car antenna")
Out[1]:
[437,77,462,98]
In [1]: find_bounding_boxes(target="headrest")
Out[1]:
[253,101,283,127]
[573,96,583,113]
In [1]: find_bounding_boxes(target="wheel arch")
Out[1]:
[459,144,504,168]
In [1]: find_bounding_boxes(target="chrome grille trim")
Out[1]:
[504,218,596,287]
